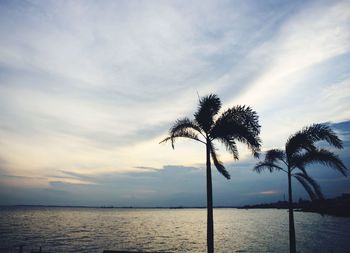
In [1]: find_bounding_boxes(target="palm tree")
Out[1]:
[160,94,261,253]
[254,124,347,253]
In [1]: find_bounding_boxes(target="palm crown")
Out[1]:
[254,123,347,200]
[161,94,261,253]
[161,94,261,179]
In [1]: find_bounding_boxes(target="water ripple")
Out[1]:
[0,207,349,252]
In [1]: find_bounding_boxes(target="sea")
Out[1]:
[0,207,349,253]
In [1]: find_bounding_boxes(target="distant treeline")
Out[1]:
[5,193,349,217]
[240,193,350,217]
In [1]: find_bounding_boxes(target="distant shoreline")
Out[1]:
[0,205,234,209]
[1,193,349,217]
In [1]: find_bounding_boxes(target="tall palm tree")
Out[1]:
[160,94,261,253]
[254,124,347,253]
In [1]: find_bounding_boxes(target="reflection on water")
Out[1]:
[0,207,349,252]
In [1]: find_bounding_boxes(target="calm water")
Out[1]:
[0,207,349,253]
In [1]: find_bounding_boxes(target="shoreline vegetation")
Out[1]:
[3,193,349,217]
[240,193,350,217]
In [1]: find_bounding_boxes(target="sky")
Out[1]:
[0,0,349,207]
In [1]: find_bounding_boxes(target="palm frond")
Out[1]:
[194,94,221,132]
[294,172,324,200]
[210,143,230,179]
[210,106,261,157]
[211,105,260,136]
[286,123,343,157]
[285,132,316,158]
[216,136,239,160]
[170,118,203,136]
[265,149,286,164]
[292,149,348,176]
[293,174,318,201]
[295,164,307,175]
[160,118,204,148]
[160,129,201,148]
[304,124,343,148]
[253,161,285,173]
[233,130,261,158]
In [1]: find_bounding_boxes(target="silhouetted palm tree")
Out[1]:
[161,94,261,253]
[254,124,347,253]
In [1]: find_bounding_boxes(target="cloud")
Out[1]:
[223,0,350,150]
[0,1,349,205]
[257,190,279,196]
[49,180,94,188]
[134,166,161,172]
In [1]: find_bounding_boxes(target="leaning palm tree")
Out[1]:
[160,94,261,253]
[254,124,347,253]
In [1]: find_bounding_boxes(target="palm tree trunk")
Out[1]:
[288,168,296,253]
[206,141,214,253]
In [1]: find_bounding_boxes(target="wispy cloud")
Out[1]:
[257,190,279,196]
[0,0,349,205]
